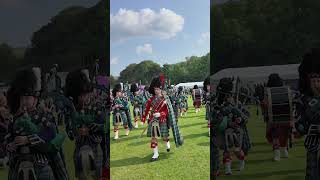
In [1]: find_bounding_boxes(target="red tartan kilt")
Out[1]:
[266,122,291,147]
[193,99,201,108]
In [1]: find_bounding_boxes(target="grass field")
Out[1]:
[110,97,210,180]
[219,105,306,180]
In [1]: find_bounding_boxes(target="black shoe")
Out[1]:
[150,157,158,162]
[167,148,170,152]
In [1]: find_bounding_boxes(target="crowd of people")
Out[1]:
[210,48,320,180]
[0,62,109,180]
[110,74,215,162]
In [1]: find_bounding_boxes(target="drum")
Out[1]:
[265,86,293,124]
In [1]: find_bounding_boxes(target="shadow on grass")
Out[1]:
[128,140,150,147]
[248,149,273,155]
[184,115,206,119]
[111,153,172,168]
[198,142,210,146]
[247,157,274,165]
[250,141,269,147]
[183,132,208,139]
[229,169,305,179]
[179,122,205,129]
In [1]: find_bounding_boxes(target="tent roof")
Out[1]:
[211,64,299,82]
[175,81,204,88]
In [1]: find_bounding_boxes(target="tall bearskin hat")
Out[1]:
[130,83,139,93]
[7,67,42,114]
[112,84,122,97]
[65,68,92,105]
[216,77,234,105]
[149,76,162,95]
[203,76,210,92]
[299,47,320,96]
[266,73,283,88]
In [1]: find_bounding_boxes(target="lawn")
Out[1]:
[110,97,210,180]
[218,105,306,180]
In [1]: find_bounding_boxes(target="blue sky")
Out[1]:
[110,0,210,76]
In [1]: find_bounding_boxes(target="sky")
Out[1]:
[0,0,99,47]
[110,0,210,76]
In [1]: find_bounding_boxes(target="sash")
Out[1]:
[150,96,166,118]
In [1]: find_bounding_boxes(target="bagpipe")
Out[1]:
[9,110,48,180]
[13,111,39,137]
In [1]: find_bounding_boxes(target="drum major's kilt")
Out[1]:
[147,119,169,138]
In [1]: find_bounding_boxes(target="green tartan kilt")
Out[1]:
[112,111,128,126]
[147,120,170,138]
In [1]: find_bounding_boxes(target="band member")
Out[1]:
[178,87,188,117]
[112,84,130,139]
[168,88,180,121]
[142,76,183,161]
[131,83,143,128]
[44,64,67,126]
[192,85,202,113]
[213,78,246,175]
[263,74,292,161]
[203,77,211,136]
[93,75,109,180]
[46,64,62,93]
[295,48,320,180]
[6,67,68,180]
[65,69,104,180]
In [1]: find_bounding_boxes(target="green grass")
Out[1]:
[110,97,210,180]
[219,106,306,180]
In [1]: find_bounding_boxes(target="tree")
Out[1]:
[0,43,24,81]
[211,0,320,73]
[24,0,107,74]
[117,53,210,84]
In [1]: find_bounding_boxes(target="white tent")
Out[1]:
[211,64,299,89]
[174,81,204,90]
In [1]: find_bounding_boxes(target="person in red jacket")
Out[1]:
[142,77,172,161]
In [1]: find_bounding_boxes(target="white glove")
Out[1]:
[153,112,161,118]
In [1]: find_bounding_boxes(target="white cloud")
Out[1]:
[136,43,153,55]
[111,8,184,42]
[197,32,210,45]
[110,57,119,65]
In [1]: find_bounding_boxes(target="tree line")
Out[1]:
[211,0,320,74]
[110,53,210,87]
[0,0,107,82]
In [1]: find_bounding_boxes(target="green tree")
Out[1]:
[24,1,107,74]
[211,0,320,73]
